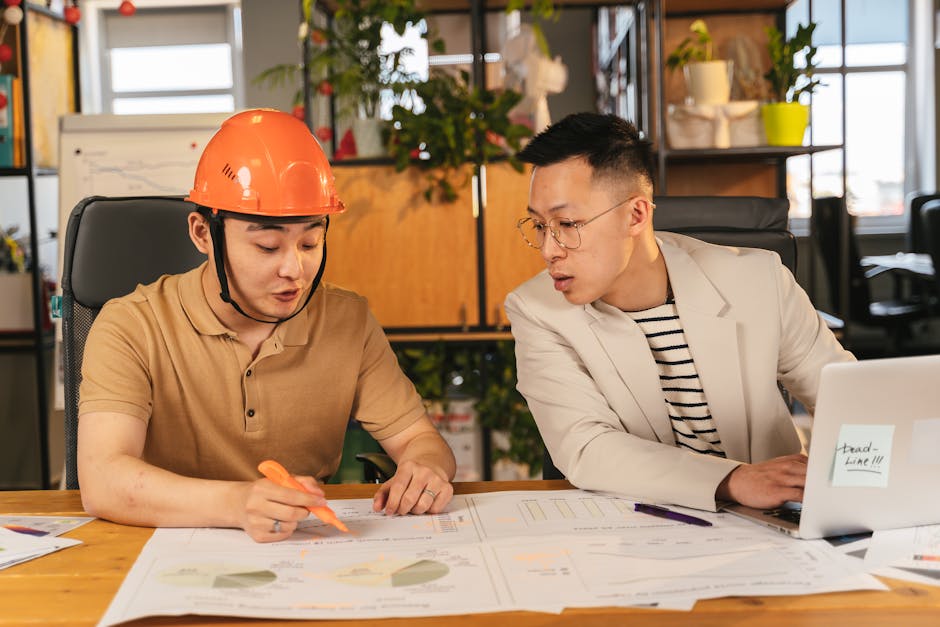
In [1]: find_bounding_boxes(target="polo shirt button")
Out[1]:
[246,369,252,377]
[247,409,255,417]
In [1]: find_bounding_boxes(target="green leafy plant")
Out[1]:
[666,19,715,71]
[387,69,533,202]
[0,225,27,273]
[764,22,821,103]
[395,342,449,401]
[254,0,443,119]
[470,341,542,475]
[394,341,543,475]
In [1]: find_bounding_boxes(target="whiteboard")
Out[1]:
[54,112,227,412]
[57,112,228,246]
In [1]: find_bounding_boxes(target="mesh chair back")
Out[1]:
[61,196,206,489]
[541,195,797,480]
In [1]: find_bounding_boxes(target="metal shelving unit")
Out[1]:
[0,3,80,489]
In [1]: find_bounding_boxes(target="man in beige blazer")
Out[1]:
[505,113,853,512]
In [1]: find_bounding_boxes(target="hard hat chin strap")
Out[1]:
[206,212,328,325]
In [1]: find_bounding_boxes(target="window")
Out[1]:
[786,0,933,232]
[81,1,242,115]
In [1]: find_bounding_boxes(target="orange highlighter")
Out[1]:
[257,459,349,533]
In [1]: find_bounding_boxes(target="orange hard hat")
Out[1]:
[187,108,345,217]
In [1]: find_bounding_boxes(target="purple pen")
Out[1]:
[634,503,713,527]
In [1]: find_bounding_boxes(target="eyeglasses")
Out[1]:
[516,197,652,250]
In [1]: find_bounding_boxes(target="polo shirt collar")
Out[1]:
[179,262,313,345]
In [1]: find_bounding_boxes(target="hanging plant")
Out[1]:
[387,69,532,202]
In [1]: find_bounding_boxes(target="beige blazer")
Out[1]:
[505,232,854,511]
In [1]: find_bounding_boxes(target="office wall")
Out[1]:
[540,9,596,122]
[241,0,299,112]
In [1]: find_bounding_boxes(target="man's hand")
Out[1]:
[240,475,326,543]
[372,459,453,516]
[716,454,807,509]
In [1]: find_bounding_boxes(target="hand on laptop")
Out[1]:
[716,453,807,509]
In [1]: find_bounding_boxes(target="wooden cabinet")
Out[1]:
[326,165,479,329]
[483,164,544,328]
[326,162,539,330]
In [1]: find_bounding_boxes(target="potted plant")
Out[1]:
[761,22,821,146]
[387,69,533,202]
[255,0,441,158]
[0,225,35,332]
[666,19,731,105]
[396,342,544,478]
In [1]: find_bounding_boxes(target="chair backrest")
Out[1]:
[921,199,940,294]
[541,195,797,480]
[61,196,206,489]
[809,196,872,323]
[653,195,796,273]
[907,192,940,254]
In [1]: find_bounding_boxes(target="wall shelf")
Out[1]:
[663,144,842,162]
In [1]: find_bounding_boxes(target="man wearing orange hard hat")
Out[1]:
[77,109,456,542]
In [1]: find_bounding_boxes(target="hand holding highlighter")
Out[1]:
[257,460,349,533]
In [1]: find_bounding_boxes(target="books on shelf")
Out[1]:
[0,74,13,167]
[0,73,24,168]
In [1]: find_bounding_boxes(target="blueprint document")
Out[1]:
[99,489,885,625]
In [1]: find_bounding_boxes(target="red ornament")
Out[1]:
[316,81,333,96]
[409,148,420,159]
[315,126,333,142]
[4,0,23,6]
[291,104,305,120]
[333,129,357,160]
[118,0,135,16]
[0,92,7,110]
[310,29,327,45]
[63,5,81,24]
[0,44,12,63]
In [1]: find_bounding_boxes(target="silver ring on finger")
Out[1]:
[271,519,281,534]
[423,488,437,499]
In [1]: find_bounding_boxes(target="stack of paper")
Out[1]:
[99,489,885,625]
[0,515,92,570]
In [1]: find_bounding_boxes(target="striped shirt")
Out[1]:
[625,298,726,458]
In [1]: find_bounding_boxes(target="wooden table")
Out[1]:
[2,481,940,626]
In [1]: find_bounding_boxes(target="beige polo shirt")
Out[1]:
[79,263,426,482]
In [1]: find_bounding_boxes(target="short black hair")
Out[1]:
[517,113,654,192]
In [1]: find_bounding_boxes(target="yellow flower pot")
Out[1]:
[761,102,809,146]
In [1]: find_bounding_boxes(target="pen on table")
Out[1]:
[257,460,350,533]
[634,503,713,527]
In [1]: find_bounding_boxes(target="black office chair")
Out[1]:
[920,199,940,304]
[542,195,801,481]
[61,196,396,489]
[61,196,207,489]
[906,192,940,254]
[810,196,928,355]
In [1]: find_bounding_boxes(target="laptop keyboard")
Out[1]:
[763,506,802,524]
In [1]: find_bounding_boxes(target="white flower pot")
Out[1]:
[683,60,732,105]
[351,116,385,158]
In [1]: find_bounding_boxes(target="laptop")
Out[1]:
[723,354,940,539]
